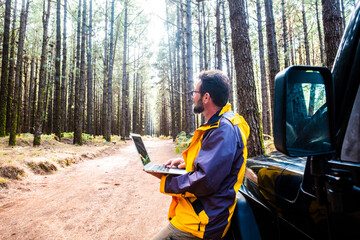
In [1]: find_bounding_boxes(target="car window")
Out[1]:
[341,84,360,162]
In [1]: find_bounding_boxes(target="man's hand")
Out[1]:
[163,158,185,169]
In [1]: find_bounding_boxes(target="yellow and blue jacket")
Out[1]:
[160,104,250,239]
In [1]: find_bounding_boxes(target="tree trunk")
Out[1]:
[221,0,232,106]
[281,0,289,68]
[23,58,29,133]
[180,1,187,132]
[215,0,222,70]
[102,0,108,139]
[54,0,62,141]
[9,0,30,146]
[315,0,325,65]
[61,0,67,133]
[227,0,264,157]
[322,0,343,68]
[121,0,128,140]
[87,0,93,135]
[166,0,176,140]
[46,70,53,135]
[0,0,12,137]
[74,0,86,145]
[202,2,208,70]
[106,0,115,142]
[67,48,75,132]
[175,4,182,135]
[28,58,35,133]
[6,0,18,135]
[185,0,194,135]
[256,0,272,136]
[302,0,311,65]
[264,0,280,117]
[197,2,204,72]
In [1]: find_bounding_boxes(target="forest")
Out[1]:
[0,0,356,157]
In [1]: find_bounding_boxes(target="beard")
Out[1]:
[193,97,204,114]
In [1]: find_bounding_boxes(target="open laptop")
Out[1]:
[130,133,186,175]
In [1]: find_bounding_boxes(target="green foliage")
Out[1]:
[174,131,192,154]
[82,134,92,142]
[62,132,74,138]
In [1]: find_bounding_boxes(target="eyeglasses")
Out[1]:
[191,90,201,96]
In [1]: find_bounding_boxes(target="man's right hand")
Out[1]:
[163,158,185,169]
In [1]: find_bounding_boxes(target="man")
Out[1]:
[150,70,250,240]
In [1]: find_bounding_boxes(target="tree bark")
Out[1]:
[227,0,264,157]
[221,0,232,106]
[322,0,343,68]
[215,0,222,70]
[5,0,18,135]
[87,0,93,135]
[302,0,311,65]
[54,0,62,140]
[166,0,176,139]
[256,0,272,136]
[264,0,280,117]
[185,0,194,135]
[61,0,67,133]
[316,0,325,65]
[74,0,86,145]
[102,0,108,139]
[106,0,115,142]
[0,0,12,137]
[121,0,128,140]
[9,0,30,146]
[281,0,289,68]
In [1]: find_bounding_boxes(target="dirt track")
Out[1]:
[0,138,180,240]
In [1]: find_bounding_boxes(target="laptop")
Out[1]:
[130,133,187,175]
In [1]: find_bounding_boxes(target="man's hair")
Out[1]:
[198,70,230,107]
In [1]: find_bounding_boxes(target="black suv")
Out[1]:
[228,2,360,240]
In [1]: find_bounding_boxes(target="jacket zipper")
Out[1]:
[198,222,201,231]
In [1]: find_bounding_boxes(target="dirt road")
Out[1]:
[0,138,181,240]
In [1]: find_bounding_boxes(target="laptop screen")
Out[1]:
[131,134,151,166]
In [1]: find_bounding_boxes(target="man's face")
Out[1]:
[193,81,204,114]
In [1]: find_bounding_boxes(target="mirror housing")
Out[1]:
[273,66,335,157]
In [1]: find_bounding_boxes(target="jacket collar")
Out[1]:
[202,103,232,126]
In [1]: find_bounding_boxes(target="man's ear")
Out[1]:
[203,92,210,104]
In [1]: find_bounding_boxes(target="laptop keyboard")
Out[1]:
[152,164,170,172]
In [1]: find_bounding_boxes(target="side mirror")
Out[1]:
[273,66,335,157]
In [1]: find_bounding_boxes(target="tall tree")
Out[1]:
[166,0,176,140]
[215,0,222,70]
[302,0,311,65]
[121,0,128,140]
[30,59,38,134]
[61,0,68,132]
[227,0,264,157]
[6,0,18,135]
[102,0,109,139]
[87,0,93,135]
[264,0,280,117]
[74,0,86,145]
[322,0,343,68]
[9,0,30,146]
[54,0,62,141]
[0,0,12,137]
[221,0,232,105]
[281,0,289,68]
[256,0,271,136]
[106,0,115,142]
[316,0,325,65]
[185,0,194,135]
